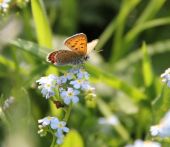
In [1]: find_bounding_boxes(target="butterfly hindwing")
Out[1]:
[47,50,83,65]
[64,33,87,56]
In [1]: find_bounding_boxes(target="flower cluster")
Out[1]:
[150,110,170,138]
[38,116,69,144]
[36,67,95,145]
[125,139,161,147]
[36,67,96,105]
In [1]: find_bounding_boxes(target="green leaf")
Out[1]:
[94,18,116,52]
[111,0,140,63]
[141,42,154,87]
[61,130,84,147]
[31,0,52,48]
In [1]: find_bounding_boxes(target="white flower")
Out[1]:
[38,116,55,127]
[2,96,14,110]
[125,140,161,147]
[98,115,119,126]
[160,68,170,87]
[150,110,170,137]
[36,74,58,99]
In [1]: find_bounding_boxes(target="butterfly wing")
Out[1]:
[64,33,87,56]
[87,39,98,55]
[47,50,83,65]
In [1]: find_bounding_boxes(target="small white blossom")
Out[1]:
[161,68,170,87]
[150,110,170,137]
[125,140,161,147]
[38,116,55,127]
[2,96,14,110]
[36,74,58,99]
[98,115,119,126]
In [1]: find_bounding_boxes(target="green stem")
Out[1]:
[63,103,72,122]
[50,133,57,147]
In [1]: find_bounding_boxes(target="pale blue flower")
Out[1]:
[50,117,60,129]
[125,140,161,147]
[161,68,170,87]
[36,74,58,99]
[150,110,170,137]
[70,79,90,90]
[59,72,74,83]
[77,68,89,79]
[38,116,54,127]
[56,121,69,136]
[60,88,80,105]
[68,67,80,74]
[56,133,64,144]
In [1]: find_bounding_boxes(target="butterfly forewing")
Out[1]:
[64,33,87,56]
[47,50,83,65]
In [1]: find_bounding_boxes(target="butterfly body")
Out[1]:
[47,33,97,66]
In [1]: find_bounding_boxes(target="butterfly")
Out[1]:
[47,33,98,66]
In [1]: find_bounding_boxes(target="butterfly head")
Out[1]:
[84,55,89,61]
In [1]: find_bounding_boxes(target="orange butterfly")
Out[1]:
[47,33,98,66]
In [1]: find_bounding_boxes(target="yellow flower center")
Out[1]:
[0,0,3,3]
[77,80,82,83]
[58,123,63,128]
[68,92,73,96]
[46,83,51,87]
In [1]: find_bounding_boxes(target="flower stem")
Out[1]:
[63,103,72,122]
[50,133,57,147]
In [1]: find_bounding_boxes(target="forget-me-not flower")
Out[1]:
[125,139,161,147]
[60,87,80,105]
[150,110,170,137]
[77,68,89,79]
[70,79,90,90]
[36,74,58,99]
[38,116,55,127]
[51,118,69,135]
[161,68,170,87]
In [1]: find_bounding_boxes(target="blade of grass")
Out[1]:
[125,17,170,46]
[94,18,116,52]
[31,0,52,48]
[114,39,170,72]
[97,98,130,141]
[141,42,154,87]
[110,0,140,63]
[135,0,166,25]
